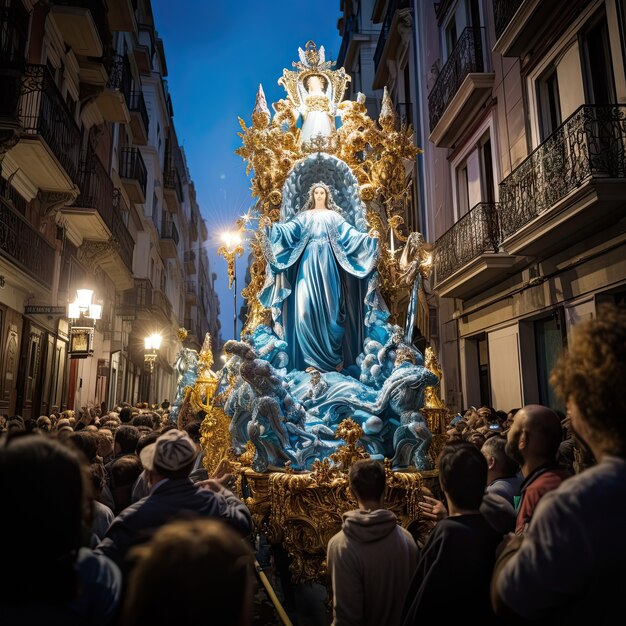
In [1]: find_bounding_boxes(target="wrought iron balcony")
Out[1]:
[0,178,27,215]
[435,202,501,284]
[373,0,410,71]
[128,90,149,143]
[163,167,183,204]
[19,64,81,184]
[493,0,524,41]
[75,148,114,230]
[119,147,147,202]
[499,105,626,241]
[161,219,179,246]
[428,27,485,133]
[112,190,134,272]
[338,14,358,67]
[0,197,55,288]
[106,54,132,103]
[151,287,172,322]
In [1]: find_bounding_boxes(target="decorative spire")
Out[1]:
[252,84,270,128]
[379,86,397,132]
[198,332,214,371]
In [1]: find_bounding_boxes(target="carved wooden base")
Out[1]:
[237,466,440,585]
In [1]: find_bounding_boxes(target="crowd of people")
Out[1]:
[1,304,624,625]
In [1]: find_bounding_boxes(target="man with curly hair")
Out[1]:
[492,304,626,625]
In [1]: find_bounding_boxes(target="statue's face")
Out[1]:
[313,186,327,208]
[307,75,324,92]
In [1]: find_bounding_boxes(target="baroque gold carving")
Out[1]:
[235,47,426,334]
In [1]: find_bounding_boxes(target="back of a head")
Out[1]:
[439,442,488,510]
[349,458,386,503]
[137,430,161,455]
[130,413,154,429]
[523,404,563,460]
[119,406,133,423]
[183,419,202,444]
[115,424,141,455]
[550,303,626,456]
[123,518,254,626]
[111,454,143,488]
[68,430,100,463]
[0,437,85,603]
[482,435,519,477]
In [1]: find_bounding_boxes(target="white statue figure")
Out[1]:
[299,73,335,144]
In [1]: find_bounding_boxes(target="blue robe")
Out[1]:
[259,209,379,372]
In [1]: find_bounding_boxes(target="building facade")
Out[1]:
[415,0,626,413]
[0,0,220,418]
[340,0,626,414]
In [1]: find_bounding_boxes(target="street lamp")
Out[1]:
[144,333,162,406]
[218,229,244,340]
[68,288,102,358]
[144,333,162,373]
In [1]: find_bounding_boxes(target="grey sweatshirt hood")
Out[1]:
[341,508,399,543]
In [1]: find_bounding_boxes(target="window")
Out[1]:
[445,17,458,58]
[457,163,469,216]
[581,15,616,105]
[454,131,494,217]
[537,67,561,140]
[480,137,495,204]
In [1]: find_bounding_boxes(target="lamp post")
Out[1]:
[144,333,162,404]
[67,288,102,359]
[218,230,244,340]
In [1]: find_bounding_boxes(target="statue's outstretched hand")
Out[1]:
[369,229,381,240]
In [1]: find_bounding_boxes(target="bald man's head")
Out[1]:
[506,404,563,466]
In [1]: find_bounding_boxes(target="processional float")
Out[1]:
[177,41,450,583]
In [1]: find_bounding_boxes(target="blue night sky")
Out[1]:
[151,0,342,341]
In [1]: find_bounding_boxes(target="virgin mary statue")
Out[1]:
[259,180,381,373]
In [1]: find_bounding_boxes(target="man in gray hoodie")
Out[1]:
[327,458,419,626]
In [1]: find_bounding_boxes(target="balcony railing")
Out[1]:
[184,250,196,263]
[119,147,147,198]
[0,197,55,288]
[112,190,134,271]
[428,27,485,132]
[128,90,149,134]
[0,3,28,66]
[499,105,626,239]
[435,202,501,283]
[20,64,81,183]
[161,219,179,246]
[185,280,197,294]
[338,14,358,67]
[151,287,172,320]
[106,54,132,103]
[163,167,183,203]
[76,148,114,230]
[0,177,27,216]
[373,0,410,71]
[493,0,524,41]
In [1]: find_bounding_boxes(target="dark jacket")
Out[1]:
[96,477,251,568]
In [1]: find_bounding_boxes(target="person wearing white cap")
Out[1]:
[96,429,251,570]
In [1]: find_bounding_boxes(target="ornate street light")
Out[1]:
[68,288,102,358]
[218,229,244,340]
[144,333,162,373]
